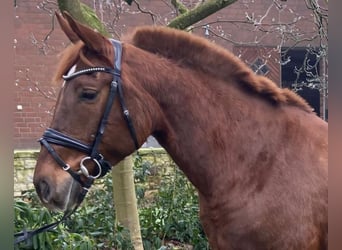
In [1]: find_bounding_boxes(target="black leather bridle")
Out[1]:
[40,38,139,198]
[14,39,139,245]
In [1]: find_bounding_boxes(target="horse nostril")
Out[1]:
[37,179,51,203]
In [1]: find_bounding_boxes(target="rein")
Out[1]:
[14,39,139,245]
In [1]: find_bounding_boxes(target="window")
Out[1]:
[250,57,270,76]
[281,47,321,116]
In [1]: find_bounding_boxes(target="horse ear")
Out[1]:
[62,11,111,54]
[55,11,80,43]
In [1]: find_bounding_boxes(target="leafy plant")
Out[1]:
[14,153,208,249]
[138,162,208,250]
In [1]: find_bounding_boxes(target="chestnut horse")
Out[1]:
[33,12,328,249]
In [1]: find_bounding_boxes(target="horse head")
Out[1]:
[33,12,144,212]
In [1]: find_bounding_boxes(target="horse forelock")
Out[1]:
[53,42,83,84]
[126,26,312,113]
[53,40,114,84]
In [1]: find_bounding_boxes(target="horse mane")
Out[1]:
[125,26,313,113]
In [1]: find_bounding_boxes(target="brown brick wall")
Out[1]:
[14,0,325,149]
[14,0,67,149]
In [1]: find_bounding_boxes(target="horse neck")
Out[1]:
[123,44,277,195]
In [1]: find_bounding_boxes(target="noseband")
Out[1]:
[39,39,139,199]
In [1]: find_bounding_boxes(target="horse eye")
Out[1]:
[80,89,98,101]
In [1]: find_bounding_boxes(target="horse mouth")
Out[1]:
[37,177,82,212]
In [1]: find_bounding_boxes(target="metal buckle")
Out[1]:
[79,156,102,179]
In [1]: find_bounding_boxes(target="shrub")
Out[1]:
[14,154,209,249]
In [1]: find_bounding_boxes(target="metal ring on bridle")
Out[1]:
[63,164,71,171]
[79,157,102,179]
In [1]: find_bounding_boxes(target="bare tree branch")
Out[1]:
[171,0,188,15]
[133,0,157,24]
[168,0,238,29]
